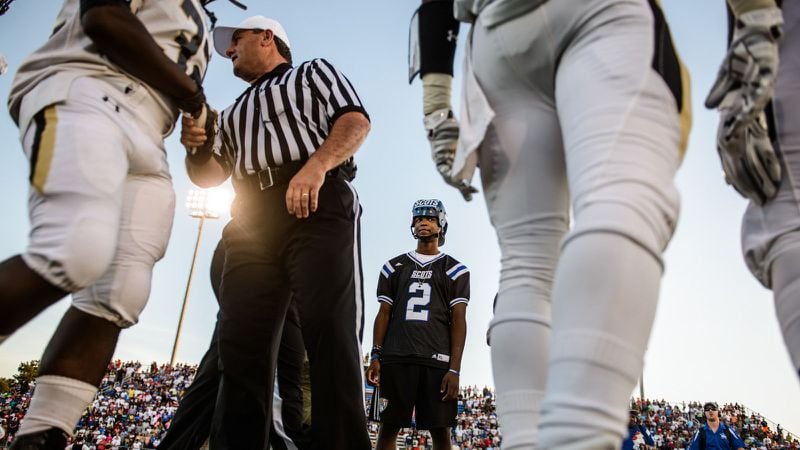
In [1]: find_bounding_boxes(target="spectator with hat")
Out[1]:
[688,402,745,450]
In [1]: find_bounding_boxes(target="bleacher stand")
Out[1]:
[0,361,797,449]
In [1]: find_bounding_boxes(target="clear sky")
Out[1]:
[1,0,798,434]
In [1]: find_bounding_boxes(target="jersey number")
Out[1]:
[406,283,431,321]
[176,0,208,83]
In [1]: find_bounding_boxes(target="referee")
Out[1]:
[180,15,372,450]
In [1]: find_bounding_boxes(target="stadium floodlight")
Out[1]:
[170,188,225,366]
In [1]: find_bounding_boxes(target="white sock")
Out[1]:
[16,375,97,437]
[490,285,551,449]
[539,233,661,448]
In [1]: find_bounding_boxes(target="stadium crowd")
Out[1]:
[630,398,798,450]
[0,361,796,449]
[0,361,187,449]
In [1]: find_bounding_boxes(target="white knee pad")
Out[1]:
[71,176,174,328]
[72,258,157,328]
[566,195,678,264]
[494,211,567,289]
[24,213,119,292]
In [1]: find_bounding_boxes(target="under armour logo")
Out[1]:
[447,30,457,42]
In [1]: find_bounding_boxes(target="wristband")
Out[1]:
[448,369,459,376]
[370,345,383,362]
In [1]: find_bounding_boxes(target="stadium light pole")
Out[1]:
[170,189,221,366]
[640,371,645,400]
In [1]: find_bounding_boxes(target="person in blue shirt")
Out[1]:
[622,407,654,450]
[688,402,745,450]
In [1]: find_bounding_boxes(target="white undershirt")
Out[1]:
[413,251,441,263]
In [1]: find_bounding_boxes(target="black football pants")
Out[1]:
[157,240,310,450]
[210,177,369,450]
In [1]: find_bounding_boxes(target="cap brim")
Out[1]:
[212,26,237,59]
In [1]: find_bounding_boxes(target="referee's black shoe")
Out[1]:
[9,428,68,450]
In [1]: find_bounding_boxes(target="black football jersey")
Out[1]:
[377,252,469,368]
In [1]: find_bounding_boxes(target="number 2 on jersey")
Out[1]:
[406,283,431,321]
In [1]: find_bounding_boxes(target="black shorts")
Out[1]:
[372,362,456,429]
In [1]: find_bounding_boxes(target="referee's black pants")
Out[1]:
[210,177,369,450]
[158,241,310,450]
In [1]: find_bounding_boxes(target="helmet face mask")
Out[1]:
[410,199,448,246]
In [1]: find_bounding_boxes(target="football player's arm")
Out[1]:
[80,0,205,114]
[367,301,392,386]
[441,302,466,401]
[412,0,477,201]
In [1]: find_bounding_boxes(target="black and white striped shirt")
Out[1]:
[212,59,368,179]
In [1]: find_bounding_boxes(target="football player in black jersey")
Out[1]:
[366,199,469,450]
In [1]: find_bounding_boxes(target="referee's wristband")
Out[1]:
[448,369,460,376]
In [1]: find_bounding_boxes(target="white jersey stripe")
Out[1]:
[271,374,299,450]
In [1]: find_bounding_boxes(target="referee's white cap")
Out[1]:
[213,15,291,58]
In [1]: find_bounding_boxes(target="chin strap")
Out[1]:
[416,232,440,244]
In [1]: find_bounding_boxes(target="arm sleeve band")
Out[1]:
[80,0,129,17]
[418,0,460,78]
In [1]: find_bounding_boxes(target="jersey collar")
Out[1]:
[406,251,446,267]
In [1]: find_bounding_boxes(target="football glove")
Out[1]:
[184,103,219,165]
[705,6,783,204]
[715,106,780,205]
[705,6,782,122]
[424,108,478,201]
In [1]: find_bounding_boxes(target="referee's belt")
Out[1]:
[234,161,352,192]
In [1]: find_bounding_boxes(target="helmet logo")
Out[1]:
[413,199,440,208]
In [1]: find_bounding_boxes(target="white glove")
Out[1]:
[715,107,780,205]
[0,54,7,76]
[705,7,783,123]
[424,108,478,201]
[705,6,783,204]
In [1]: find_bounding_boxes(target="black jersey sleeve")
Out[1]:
[377,259,397,305]
[445,260,470,308]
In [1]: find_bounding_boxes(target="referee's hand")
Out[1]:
[286,159,326,219]
[180,114,207,150]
